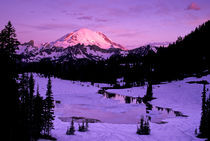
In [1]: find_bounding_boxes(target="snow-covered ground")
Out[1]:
[35,74,210,141]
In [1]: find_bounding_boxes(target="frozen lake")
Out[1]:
[35,73,210,141]
[34,74,183,124]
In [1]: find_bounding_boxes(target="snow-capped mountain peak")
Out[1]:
[51,28,125,50]
[17,29,156,62]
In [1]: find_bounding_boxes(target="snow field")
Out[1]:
[36,74,209,141]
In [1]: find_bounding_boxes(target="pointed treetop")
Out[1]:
[36,84,40,96]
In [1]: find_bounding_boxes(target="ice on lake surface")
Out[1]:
[35,73,210,141]
[33,73,182,124]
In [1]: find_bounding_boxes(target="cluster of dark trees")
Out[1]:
[1,22,55,141]
[198,84,210,140]
[66,120,89,135]
[17,20,210,86]
[154,20,210,81]
[18,73,55,140]
[78,120,89,132]
[136,117,150,135]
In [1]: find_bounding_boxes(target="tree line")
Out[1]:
[17,20,210,86]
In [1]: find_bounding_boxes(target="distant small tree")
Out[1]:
[85,120,89,129]
[66,120,75,135]
[146,82,153,98]
[176,36,183,43]
[137,117,144,135]
[194,128,198,136]
[78,120,88,132]
[143,119,150,135]
[136,117,150,135]
[143,82,153,102]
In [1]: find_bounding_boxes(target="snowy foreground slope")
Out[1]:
[35,74,210,141]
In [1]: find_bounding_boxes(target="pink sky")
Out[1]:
[0,0,210,49]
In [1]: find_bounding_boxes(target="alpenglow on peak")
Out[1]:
[50,28,126,50]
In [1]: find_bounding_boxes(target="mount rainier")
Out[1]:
[17,28,155,62]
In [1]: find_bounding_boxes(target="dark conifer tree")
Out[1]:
[19,73,31,140]
[206,96,210,140]
[137,117,144,135]
[143,119,150,135]
[29,73,35,107]
[44,77,55,136]
[143,81,153,102]
[0,21,20,140]
[19,73,29,106]
[0,21,19,60]
[146,82,153,99]
[33,84,44,139]
[1,21,55,141]
[199,84,207,137]
[28,73,35,139]
[137,117,150,135]
[78,120,88,132]
[66,120,75,135]
[85,119,89,130]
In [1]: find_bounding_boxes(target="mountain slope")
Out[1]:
[17,42,125,62]
[16,28,156,62]
[16,28,127,62]
[48,28,125,50]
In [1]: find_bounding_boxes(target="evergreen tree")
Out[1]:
[199,84,208,137]
[33,84,45,139]
[1,21,55,140]
[19,73,29,106]
[194,128,198,136]
[206,96,210,140]
[44,77,55,136]
[18,73,39,140]
[78,120,88,132]
[137,117,150,135]
[85,119,89,130]
[0,21,20,140]
[28,73,35,139]
[18,73,50,140]
[146,82,153,99]
[143,119,150,135]
[29,73,35,98]
[143,81,153,102]
[19,73,31,140]
[66,120,75,135]
[0,21,19,62]
[137,117,144,135]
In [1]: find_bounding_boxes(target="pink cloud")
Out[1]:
[187,2,200,10]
